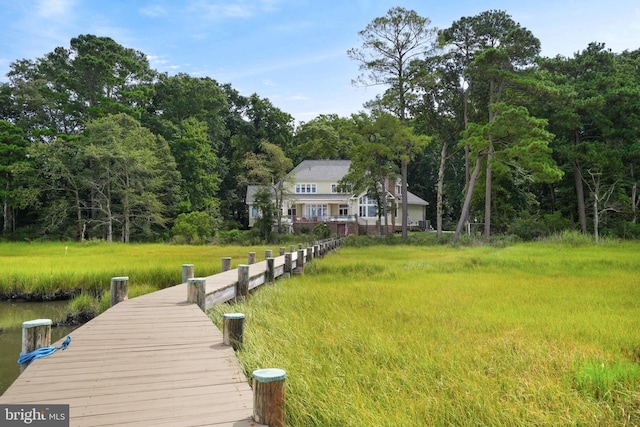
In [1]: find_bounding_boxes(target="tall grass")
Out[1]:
[210,242,640,425]
[0,242,275,295]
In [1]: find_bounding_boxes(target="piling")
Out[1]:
[252,368,286,427]
[237,265,249,301]
[187,278,206,311]
[283,253,292,278]
[223,313,245,351]
[110,277,129,307]
[20,319,51,373]
[248,252,256,265]
[182,264,194,284]
[293,249,304,275]
[266,257,275,283]
[222,257,232,272]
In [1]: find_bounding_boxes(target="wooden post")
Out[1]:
[222,257,232,272]
[182,264,194,283]
[279,247,285,256]
[110,276,129,307]
[306,246,312,263]
[252,368,286,427]
[294,249,304,275]
[237,265,249,301]
[20,319,52,373]
[223,313,245,351]
[289,245,294,253]
[265,249,273,259]
[314,244,320,259]
[266,257,275,283]
[248,252,256,265]
[187,278,206,311]
[298,243,302,250]
[284,253,292,278]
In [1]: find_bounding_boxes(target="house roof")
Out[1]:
[246,160,429,206]
[288,160,351,181]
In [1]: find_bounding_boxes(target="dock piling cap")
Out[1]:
[252,368,286,382]
[22,319,52,329]
[223,313,245,319]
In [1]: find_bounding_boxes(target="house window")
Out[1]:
[305,204,327,219]
[295,183,317,194]
[358,196,377,218]
[251,206,259,218]
[331,183,340,193]
[287,207,297,217]
[338,204,349,216]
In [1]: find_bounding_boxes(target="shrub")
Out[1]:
[509,211,549,241]
[171,211,216,244]
[313,223,330,239]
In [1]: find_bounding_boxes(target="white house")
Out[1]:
[246,160,429,235]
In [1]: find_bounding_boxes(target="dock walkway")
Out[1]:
[0,243,335,426]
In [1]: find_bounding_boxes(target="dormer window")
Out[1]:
[295,183,317,194]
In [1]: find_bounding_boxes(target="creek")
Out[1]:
[0,300,77,395]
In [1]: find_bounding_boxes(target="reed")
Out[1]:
[210,242,640,425]
[0,242,274,295]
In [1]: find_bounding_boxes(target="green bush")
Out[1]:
[171,211,216,244]
[313,223,330,239]
[509,212,549,241]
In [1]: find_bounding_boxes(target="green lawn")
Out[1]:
[210,242,640,426]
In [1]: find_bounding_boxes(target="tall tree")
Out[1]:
[81,114,179,242]
[171,117,221,213]
[348,7,436,240]
[6,34,156,138]
[244,141,294,234]
[540,44,640,237]
[442,10,554,239]
[0,121,34,235]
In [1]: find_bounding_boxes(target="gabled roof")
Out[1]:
[288,160,351,181]
[246,159,429,206]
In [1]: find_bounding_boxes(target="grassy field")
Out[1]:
[210,241,640,426]
[0,242,275,295]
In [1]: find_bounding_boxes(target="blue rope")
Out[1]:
[17,336,72,366]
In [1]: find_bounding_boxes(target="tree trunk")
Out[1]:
[632,182,637,224]
[573,158,588,234]
[401,159,408,242]
[455,152,484,240]
[593,187,600,243]
[484,144,493,239]
[436,140,448,238]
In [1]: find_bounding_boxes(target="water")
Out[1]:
[0,301,77,395]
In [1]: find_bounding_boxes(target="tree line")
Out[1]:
[1,8,639,243]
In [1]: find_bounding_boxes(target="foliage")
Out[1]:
[312,223,330,239]
[1,22,640,243]
[171,211,218,244]
[251,187,278,242]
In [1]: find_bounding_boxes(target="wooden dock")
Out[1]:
[0,241,340,426]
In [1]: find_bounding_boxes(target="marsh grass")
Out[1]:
[210,242,640,425]
[0,242,273,295]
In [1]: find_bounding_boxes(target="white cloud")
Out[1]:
[187,1,254,19]
[140,4,168,17]
[36,0,75,18]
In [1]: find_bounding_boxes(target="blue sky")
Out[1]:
[1,0,639,124]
